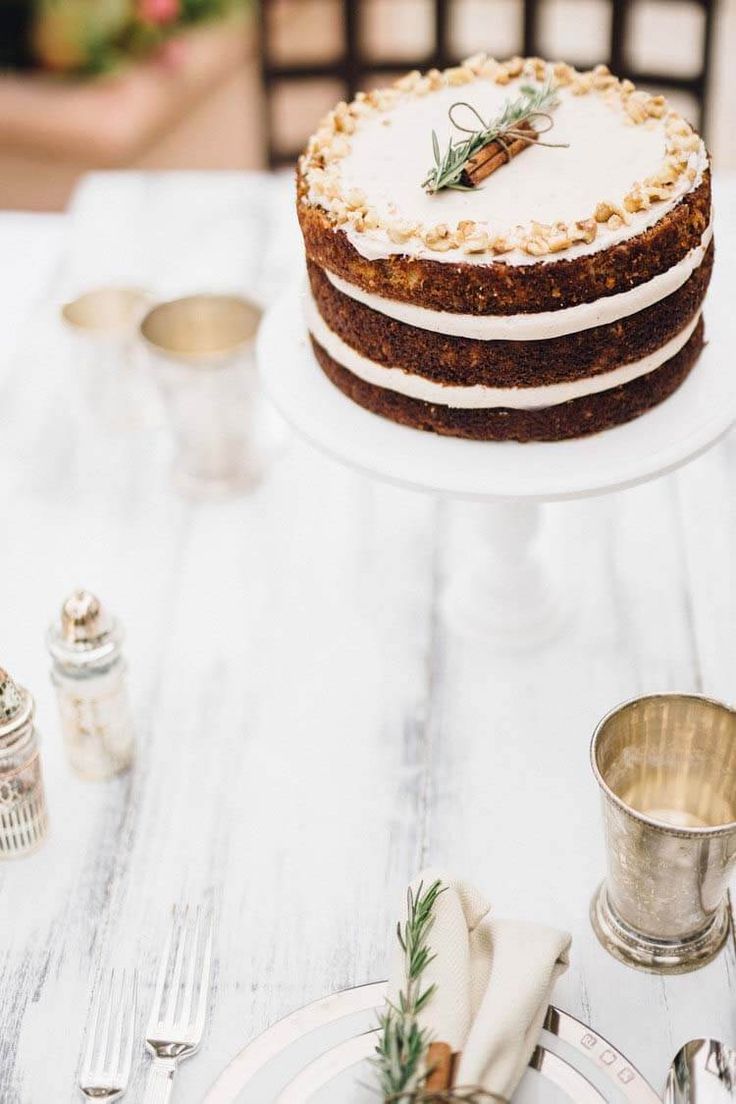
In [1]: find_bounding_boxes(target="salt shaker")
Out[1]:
[0,666,48,858]
[47,590,135,780]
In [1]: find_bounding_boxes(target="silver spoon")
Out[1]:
[666,1040,736,1104]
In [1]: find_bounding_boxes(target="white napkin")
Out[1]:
[388,870,571,1100]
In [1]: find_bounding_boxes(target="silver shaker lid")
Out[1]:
[47,589,123,669]
[0,666,34,744]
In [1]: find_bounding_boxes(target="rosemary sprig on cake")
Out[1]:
[374,879,502,1103]
[422,79,566,194]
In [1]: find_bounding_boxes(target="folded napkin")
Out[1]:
[388,870,571,1100]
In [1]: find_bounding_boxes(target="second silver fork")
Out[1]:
[144,905,214,1104]
[78,968,137,1102]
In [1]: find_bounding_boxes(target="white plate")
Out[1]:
[203,983,661,1104]
[257,277,736,502]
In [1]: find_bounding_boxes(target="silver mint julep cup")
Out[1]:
[591,693,736,974]
[140,294,280,498]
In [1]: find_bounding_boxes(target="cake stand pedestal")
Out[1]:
[258,284,735,645]
[443,498,565,646]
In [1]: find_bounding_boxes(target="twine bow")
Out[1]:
[448,101,567,159]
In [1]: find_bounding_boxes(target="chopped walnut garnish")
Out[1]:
[548,232,572,252]
[653,162,680,185]
[446,65,475,86]
[593,73,618,91]
[523,56,547,80]
[645,95,667,118]
[423,224,456,251]
[387,220,416,244]
[595,201,615,222]
[524,236,550,256]
[644,182,676,202]
[491,235,515,254]
[377,90,397,110]
[592,63,617,91]
[479,58,504,80]
[673,133,701,153]
[553,62,575,86]
[624,185,650,213]
[571,74,594,95]
[394,70,422,92]
[334,109,356,135]
[462,53,489,74]
[666,116,693,138]
[571,219,597,244]
[463,230,491,254]
[625,93,650,124]
[456,220,477,239]
[666,146,689,167]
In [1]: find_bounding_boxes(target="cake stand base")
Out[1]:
[258,281,735,645]
[443,499,566,646]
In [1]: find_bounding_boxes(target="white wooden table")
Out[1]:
[1,171,735,1104]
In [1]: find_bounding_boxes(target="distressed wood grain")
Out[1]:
[0,173,734,1103]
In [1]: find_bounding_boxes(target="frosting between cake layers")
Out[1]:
[306,293,700,410]
[325,221,713,341]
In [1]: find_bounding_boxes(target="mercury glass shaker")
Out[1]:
[47,590,135,781]
[0,666,48,858]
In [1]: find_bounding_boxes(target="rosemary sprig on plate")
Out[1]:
[422,79,562,194]
[374,879,507,1103]
[374,879,445,1102]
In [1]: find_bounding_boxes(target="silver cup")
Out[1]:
[62,286,156,430]
[140,294,282,498]
[591,693,736,974]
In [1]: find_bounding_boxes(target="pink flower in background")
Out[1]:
[137,0,180,25]
[156,36,189,71]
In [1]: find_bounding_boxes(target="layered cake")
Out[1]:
[297,57,712,441]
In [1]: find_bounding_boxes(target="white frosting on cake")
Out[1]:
[305,64,707,266]
[337,84,700,264]
[324,220,712,340]
[306,293,700,410]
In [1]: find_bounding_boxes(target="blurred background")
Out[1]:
[0,0,732,211]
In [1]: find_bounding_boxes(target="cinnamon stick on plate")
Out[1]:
[461,119,538,187]
[426,1042,457,1091]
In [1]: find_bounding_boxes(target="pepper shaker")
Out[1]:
[0,666,48,858]
[47,590,135,780]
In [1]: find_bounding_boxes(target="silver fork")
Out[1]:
[78,968,137,1101]
[144,906,214,1104]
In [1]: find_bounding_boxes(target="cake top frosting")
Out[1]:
[299,56,707,266]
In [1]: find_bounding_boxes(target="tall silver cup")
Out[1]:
[141,294,281,498]
[62,286,155,430]
[591,693,736,974]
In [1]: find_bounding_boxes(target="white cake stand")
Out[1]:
[258,280,735,645]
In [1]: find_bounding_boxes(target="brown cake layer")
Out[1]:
[297,165,711,316]
[309,316,705,442]
[308,243,712,387]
